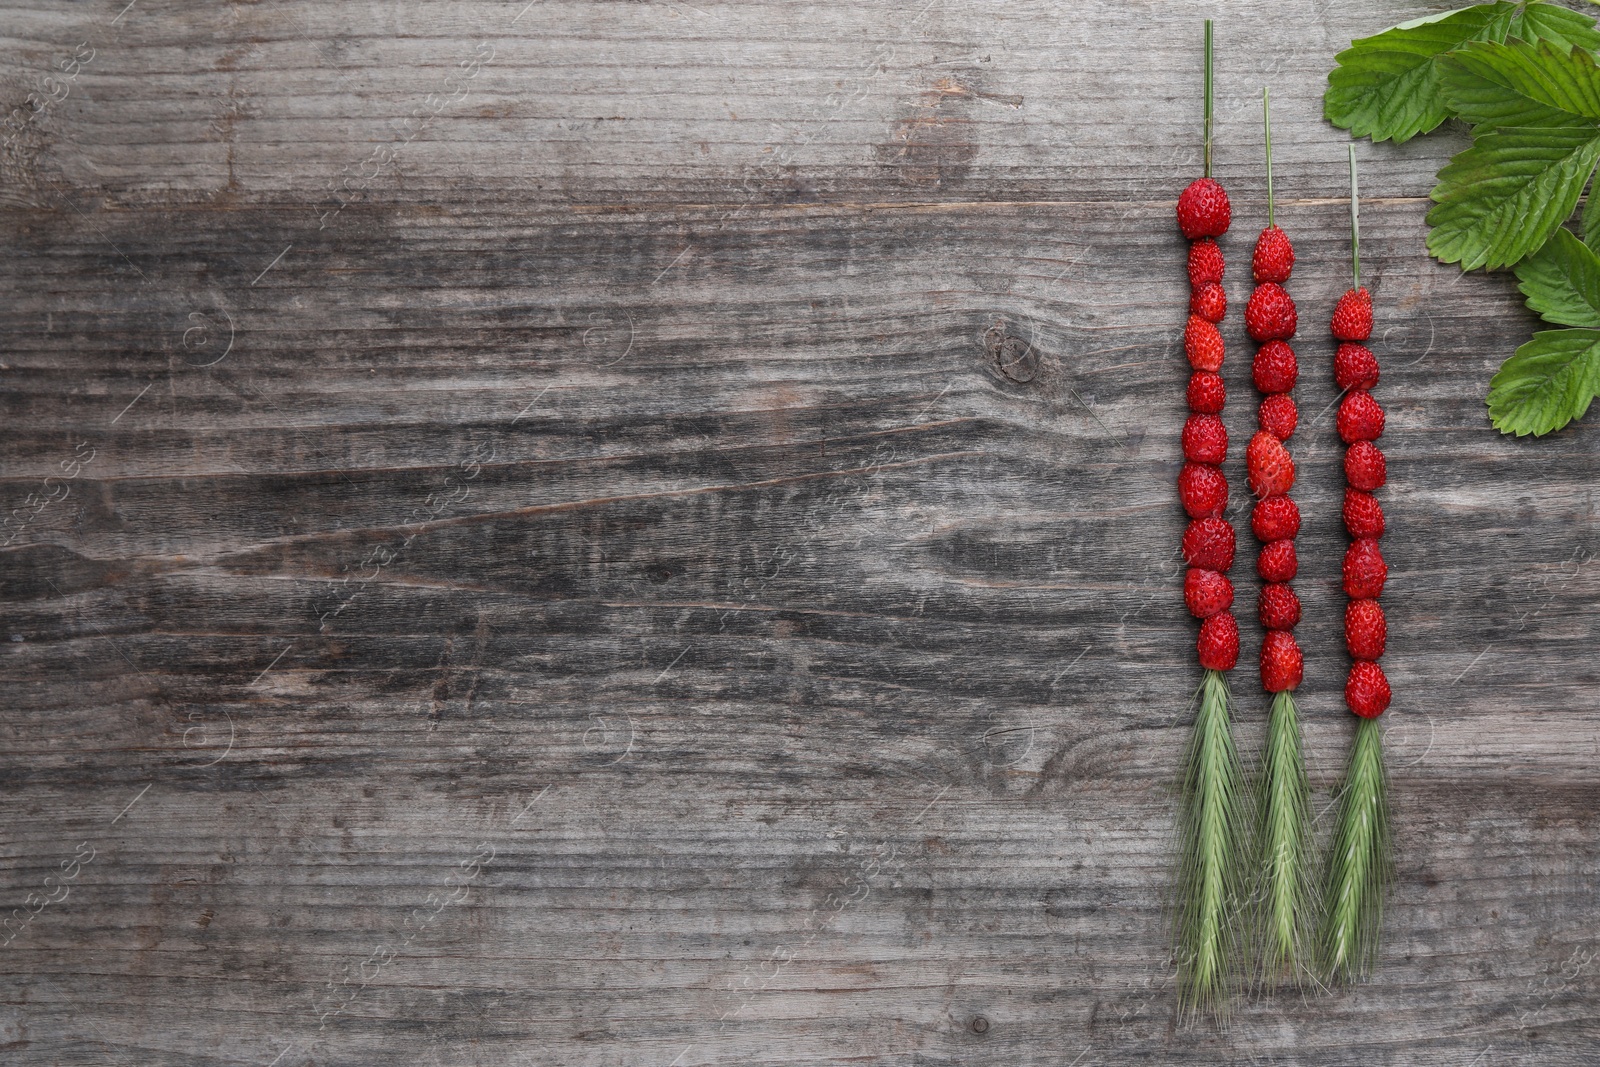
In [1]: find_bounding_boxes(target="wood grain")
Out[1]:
[3,0,1600,1064]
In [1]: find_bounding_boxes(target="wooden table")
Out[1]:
[4,1,1599,1062]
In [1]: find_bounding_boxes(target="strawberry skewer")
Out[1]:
[1321,145,1392,983]
[1243,88,1314,984]
[1172,18,1248,1021]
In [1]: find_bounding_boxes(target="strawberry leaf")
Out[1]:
[1515,227,1600,327]
[1487,328,1600,435]
[1325,3,1518,144]
[1506,1,1600,53]
[1440,39,1600,133]
[1426,125,1600,270]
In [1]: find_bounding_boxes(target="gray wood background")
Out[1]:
[3,0,1599,1063]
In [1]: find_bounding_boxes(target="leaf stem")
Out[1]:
[1349,142,1360,290]
[1204,19,1213,179]
[1264,87,1274,228]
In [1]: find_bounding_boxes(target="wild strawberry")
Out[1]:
[1182,516,1236,572]
[1345,660,1391,718]
[1258,582,1302,630]
[1177,177,1232,239]
[1182,414,1228,464]
[1257,539,1297,582]
[1252,340,1298,395]
[1260,630,1303,692]
[1345,599,1387,661]
[1179,462,1229,519]
[1190,282,1227,323]
[1331,287,1373,342]
[1248,495,1299,543]
[1344,440,1387,491]
[1343,489,1386,539]
[1188,238,1225,287]
[1197,610,1240,671]
[1252,496,1301,542]
[1245,283,1298,342]
[1188,370,1226,414]
[1334,342,1381,391]
[1337,389,1386,443]
[1252,225,1295,284]
[1185,568,1235,618]
[1343,538,1387,599]
[1258,393,1298,439]
[1185,315,1226,372]
[1246,430,1295,498]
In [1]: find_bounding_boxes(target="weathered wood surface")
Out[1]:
[3,0,1600,1063]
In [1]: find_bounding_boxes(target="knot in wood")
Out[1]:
[985,323,1037,383]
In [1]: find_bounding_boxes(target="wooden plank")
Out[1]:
[3,1,1600,1064]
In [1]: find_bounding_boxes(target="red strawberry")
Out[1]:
[1334,342,1381,391]
[1343,489,1386,538]
[1260,630,1304,692]
[1190,282,1227,323]
[1337,389,1386,443]
[1345,660,1391,718]
[1252,340,1298,394]
[1197,610,1240,671]
[1185,315,1226,372]
[1188,238,1225,287]
[1252,496,1301,542]
[1246,430,1295,498]
[1344,440,1387,491]
[1343,538,1388,599]
[1179,462,1229,519]
[1182,414,1229,464]
[1345,598,1387,661]
[1188,370,1226,414]
[1252,225,1295,284]
[1258,393,1298,439]
[1182,516,1236,572]
[1331,287,1373,342]
[1258,582,1302,630]
[1257,539,1297,582]
[1185,568,1235,618]
[1177,178,1232,239]
[1245,283,1298,342]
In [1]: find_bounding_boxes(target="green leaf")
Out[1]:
[1326,3,1600,143]
[1440,39,1600,132]
[1515,227,1600,326]
[1487,328,1600,434]
[1426,125,1600,270]
[1325,3,1519,144]
[1508,0,1600,52]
